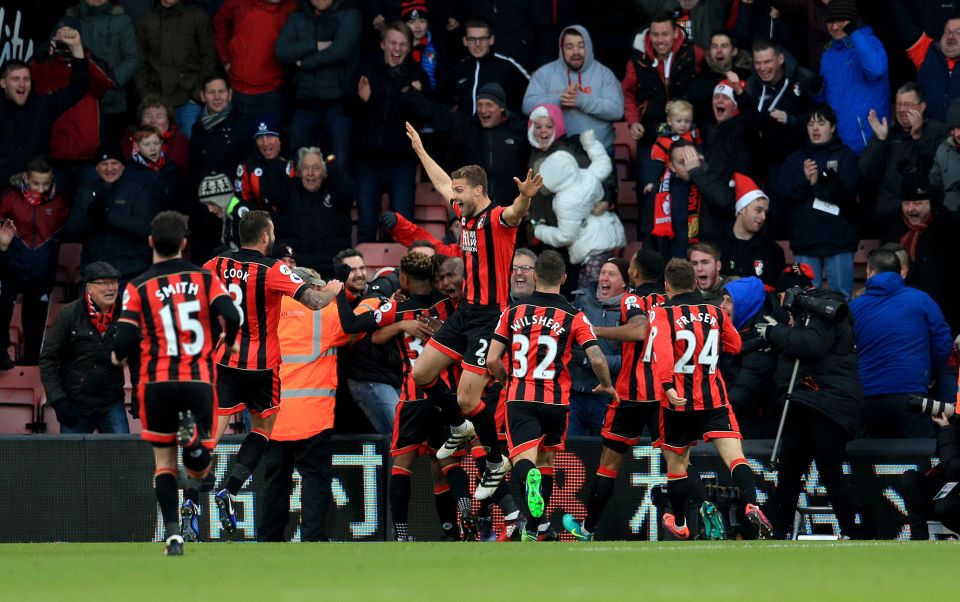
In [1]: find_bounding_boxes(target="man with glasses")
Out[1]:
[40,262,136,434]
[510,248,537,300]
[451,18,529,117]
[861,82,948,216]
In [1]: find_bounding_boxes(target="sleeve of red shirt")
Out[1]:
[492,308,511,345]
[623,294,646,321]
[719,310,742,355]
[493,205,519,230]
[266,261,309,299]
[373,301,399,328]
[906,33,934,71]
[390,212,459,256]
[574,313,599,350]
[649,308,676,393]
[208,273,231,303]
[118,282,142,326]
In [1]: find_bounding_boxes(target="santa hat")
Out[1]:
[713,80,738,106]
[731,173,767,215]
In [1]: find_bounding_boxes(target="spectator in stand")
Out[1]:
[135,0,217,138]
[379,209,458,257]
[641,100,701,194]
[688,241,724,303]
[733,0,801,63]
[860,83,948,217]
[0,26,89,185]
[510,248,537,300]
[744,37,819,183]
[276,0,361,163]
[637,0,732,51]
[120,95,190,173]
[234,115,296,213]
[819,0,889,155]
[401,2,443,95]
[686,30,751,124]
[404,82,528,206]
[64,144,156,283]
[568,258,627,436]
[198,172,251,252]
[776,104,860,300]
[700,73,755,186]
[126,125,182,212]
[931,98,960,213]
[39,261,136,434]
[850,248,952,438]
[0,159,70,366]
[66,0,140,143]
[189,76,245,181]
[451,18,529,116]
[214,0,297,140]
[888,0,960,123]
[464,0,554,71]
[523,25,624,153]
[351,21,427,243]
[880,169,960,332]
[273,147,353,275]
[715,174,785,289]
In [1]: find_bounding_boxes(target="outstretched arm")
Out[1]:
[297,280,343,310]
[406,122,453,201]
[594,315,648,342]
[502,169,544,227]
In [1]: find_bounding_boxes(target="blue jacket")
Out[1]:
[569,284,622,395]
[819,26,890,154]
[850,272,952,396]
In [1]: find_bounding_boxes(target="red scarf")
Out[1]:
[131,149,167,173]
[899,213,933,260]
[19,180,55,207]
[651,171,701,241]
[87,292,116,335]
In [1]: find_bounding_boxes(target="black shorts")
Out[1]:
[428,303,501,374]
[216,365,281,418]
[601,399,660,448]
[390,399,455,457]
[139,381,216,449]
[656,405,742,454]
[505,400,569,458]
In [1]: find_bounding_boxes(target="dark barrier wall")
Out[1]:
[0,436,935,542]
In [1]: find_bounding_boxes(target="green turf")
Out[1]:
[0,541,954,601]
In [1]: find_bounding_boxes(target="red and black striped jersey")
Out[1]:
[203,249,308,370]
[617,291,667,402]
[452,202,517,308]
[374,292,459,402]
[492,292,598,405]
[648,292,741,411]
[119,258,231,385]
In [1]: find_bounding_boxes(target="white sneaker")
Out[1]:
[475,457,509,500]
[435,420,475,460]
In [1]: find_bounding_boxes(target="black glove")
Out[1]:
[333,261,353,283]
[128,388,139,419]
[87,194,108,224]
[53,400,79,428]
[380,210,398,230]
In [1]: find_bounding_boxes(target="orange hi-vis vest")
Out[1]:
[271,297,358,441]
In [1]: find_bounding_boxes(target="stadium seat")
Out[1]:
[413,205,449,223]
[56,243,83,287]
[0,366,43,434]
[422,222,447,242]
[618,204,640,223]
[357,243,407,271]
[416,182,448,207]
[617,181,638,206]
[621,241,642,262]
[613,121,636,163]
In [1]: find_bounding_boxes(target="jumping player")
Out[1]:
[202,211,342,534]
[405,122,544,500]
[649,259,772,539]
[112,211,241,556]
[486,251,617,541]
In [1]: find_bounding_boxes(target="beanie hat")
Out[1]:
[948,97,960,128]
[401,1,428,20]
[198,173,234,211]
[94,142,124,164]
[825,0,859,23]
[713,80,738,106]
[731,173,767,215]
[775,263,815,294]
[477,83,507,109]
[605,257,631,286]
[722,276,765,330]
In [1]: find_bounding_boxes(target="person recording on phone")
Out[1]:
[754,263,862,539]
[899,403,960,539]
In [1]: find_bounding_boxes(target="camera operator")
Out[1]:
[899,408,960,539]
[755,264,862,539]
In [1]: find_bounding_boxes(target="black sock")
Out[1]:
[512,459,536,519]
[585,469,618,533]
[687,463,708,505]
[466,404,502,464]
[226,430,269,495]
[184,481,200,505]
[667,473,689,527]
[423,378,463,427]
[155,471,180,539]
[434,486,459,539]
[498,492,519,519]
[731,461,757,505]
[390,469,412,527]
[444,464,471,506]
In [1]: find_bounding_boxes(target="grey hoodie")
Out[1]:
[522,25,624,151]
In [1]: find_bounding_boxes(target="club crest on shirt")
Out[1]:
[754,260,764,276]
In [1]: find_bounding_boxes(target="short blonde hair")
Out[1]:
[666,99,694,120]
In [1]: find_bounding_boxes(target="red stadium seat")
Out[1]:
[357,243,407,271]
[423,222,447,242]
[416,182,448,207]
[56,243,83,285]
[621,241,642,262]
[618,204,640,223]
[618,181,638,206]
[414,205,450,223]
[0,366,43,434]
[613,121,636,163]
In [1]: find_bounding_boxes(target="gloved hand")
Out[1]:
[333,261,353,283]
[380,210,398,230]
[128,388,140,419]
[754,315,778,341]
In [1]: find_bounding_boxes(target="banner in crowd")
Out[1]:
[0,436,936,542]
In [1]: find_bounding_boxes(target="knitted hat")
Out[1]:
[948,98,960,128]
[713,80,738,106]
[254,114,280,139]
[604,257,631,285]
[401,1,428,20]
[198,173,234,210]
[731,173,768,215]
[825,0,859,23]
[476,83,507,108]
[775,263,815,294]
[94,142,124,164]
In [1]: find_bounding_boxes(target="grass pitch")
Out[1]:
[0,541,954,601]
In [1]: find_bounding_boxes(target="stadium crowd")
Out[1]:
[3,0,960,544]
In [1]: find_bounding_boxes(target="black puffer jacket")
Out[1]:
[38,298,138,417]
[765,288,863,437]
[350,57,427,163]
